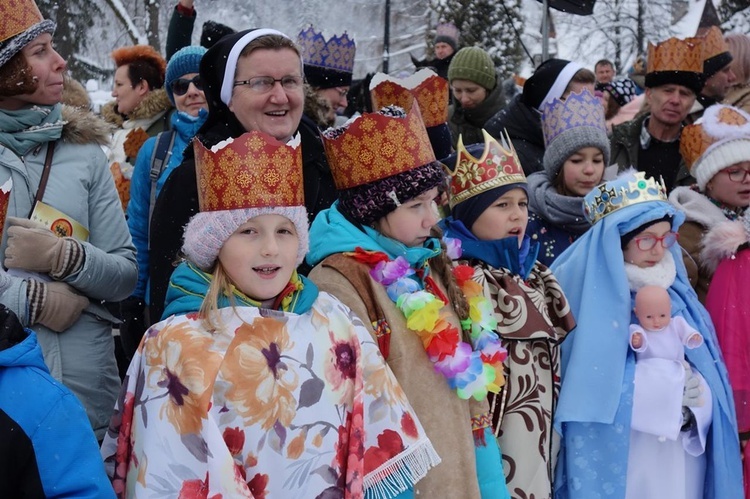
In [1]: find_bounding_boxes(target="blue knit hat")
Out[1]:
[166,45,207,104]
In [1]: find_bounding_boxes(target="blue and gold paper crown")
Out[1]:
[297,26,356,88]
[541,88,607,147]
[583,172,668,225]
[446,129,526,208]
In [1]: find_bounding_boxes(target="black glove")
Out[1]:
[118,297,148,360]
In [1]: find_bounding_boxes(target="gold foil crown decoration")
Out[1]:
[194,131,304,212]
[583,172,668,225]
[369,69,449,127]
[446,129,526,208]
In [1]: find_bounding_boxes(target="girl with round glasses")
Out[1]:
[550,171,742,498]
[672,107,750,493]
[669,104,750,304]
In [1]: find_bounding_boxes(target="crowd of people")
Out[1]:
[1,0,750,497]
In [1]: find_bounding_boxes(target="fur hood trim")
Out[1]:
[668,186,727,228]
[60,105,112,146]
[101,88,173,127]
[303,84,333,129]
[700,219,749,273]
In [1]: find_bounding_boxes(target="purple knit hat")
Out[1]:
[182,206,309,271]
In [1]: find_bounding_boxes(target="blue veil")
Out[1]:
[550,189,741,498]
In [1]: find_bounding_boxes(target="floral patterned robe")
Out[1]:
[100,292,439,498]
[470,261,575,499]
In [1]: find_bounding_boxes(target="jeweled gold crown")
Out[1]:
[647,37,703,74]
[699,26,729,61]
[583,172,667,225]
[194,132,303,212]
[541,88,607,147]
[297,26,356,74]
[369,69,449,127]
[680,105,750,170]
[446,129,526,208]
[0,0,43,43]
[322,106,435,190]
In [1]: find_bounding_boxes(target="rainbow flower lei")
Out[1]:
[350,238,507,400]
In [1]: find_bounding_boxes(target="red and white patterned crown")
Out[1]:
[194,131,303,212]
[369,69,449,128]
[446,129,526,208]
[322,106,436,190]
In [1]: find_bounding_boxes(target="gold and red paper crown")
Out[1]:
[369,69,449,128]
[680,105,750,170]
[194,131,303,212]
[647,36,703,74]
[446,129,526,208]
[322,106,436,190]
[699,26,730,61]
[0,0,43,43]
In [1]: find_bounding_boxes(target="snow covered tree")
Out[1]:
[432,0,525,79]
[38,0,107,81]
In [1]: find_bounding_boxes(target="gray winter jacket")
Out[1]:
[0,105,137,440]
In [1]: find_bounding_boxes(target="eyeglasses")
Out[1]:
[723,168,750,183]
[233,75,304,93]
[170,76,203,96]
[633,231,679,251]
[334,87,348,97]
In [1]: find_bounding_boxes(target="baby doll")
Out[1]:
[630,285,703,360]
[629,285,707,442]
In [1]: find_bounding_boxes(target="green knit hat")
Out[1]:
[447,46,496,90]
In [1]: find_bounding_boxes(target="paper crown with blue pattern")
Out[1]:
[297,26,356,89]
[541,89,607,147]
[583,171,668,225]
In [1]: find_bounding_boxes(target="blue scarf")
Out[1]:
[441,217,539,280]
[0,104,64,156]
[162,261,319,319]
[308,201,441,271]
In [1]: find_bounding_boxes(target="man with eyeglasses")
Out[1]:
[611,36,704,192]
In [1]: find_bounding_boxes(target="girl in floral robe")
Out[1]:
[441,134,575,499]
[100,129,439,498]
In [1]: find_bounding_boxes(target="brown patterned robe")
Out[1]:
[465,259,575,499]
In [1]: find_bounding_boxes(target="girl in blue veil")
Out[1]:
[550,171,742,499]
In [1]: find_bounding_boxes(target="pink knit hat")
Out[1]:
[182,206,309,271]
[180,131,308,271]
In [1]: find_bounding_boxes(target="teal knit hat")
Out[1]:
[447,46,496,90]
[166,46,207,104]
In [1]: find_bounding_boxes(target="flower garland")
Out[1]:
[348,238,507,400]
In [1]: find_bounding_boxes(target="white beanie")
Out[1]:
[681,105,750,191]
[182,206,309,271]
